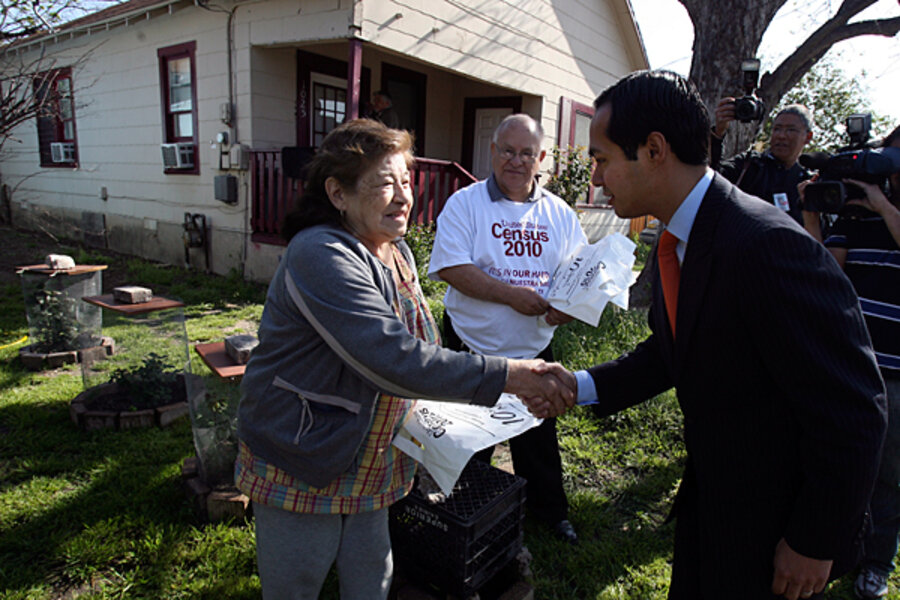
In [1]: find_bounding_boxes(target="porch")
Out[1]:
[248,148,477,245]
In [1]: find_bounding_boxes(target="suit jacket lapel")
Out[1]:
[674,176,726,369]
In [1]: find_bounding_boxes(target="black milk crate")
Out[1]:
[389,459,526,598]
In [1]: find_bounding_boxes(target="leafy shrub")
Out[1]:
[631,232,651,270]
[109,352,181,410]
[544,145,593,208]
[30,289,79,353]
[404,223,446,299]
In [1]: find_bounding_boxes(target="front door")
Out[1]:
[461,96,522,178]
[471,107,513,180]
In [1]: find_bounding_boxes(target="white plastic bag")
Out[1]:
[545,232,636,326]
[392,394,541,495]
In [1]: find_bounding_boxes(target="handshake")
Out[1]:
[505,359,578,419]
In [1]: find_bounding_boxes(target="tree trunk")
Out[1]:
[678,0,900,161]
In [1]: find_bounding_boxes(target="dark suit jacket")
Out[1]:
[589,174,886,598]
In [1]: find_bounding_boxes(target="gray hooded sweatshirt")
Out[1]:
[237,225,508,489]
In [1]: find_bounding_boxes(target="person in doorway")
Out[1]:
[368,90,400,129]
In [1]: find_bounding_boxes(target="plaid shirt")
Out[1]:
[236,243,439,514]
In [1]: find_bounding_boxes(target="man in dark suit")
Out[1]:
[543,70,887,600]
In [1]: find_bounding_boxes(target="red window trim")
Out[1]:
[35,67,79,168]
[158,41,199,175]
[557,96,597,205]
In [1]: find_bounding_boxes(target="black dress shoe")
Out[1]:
[552,519,578,544]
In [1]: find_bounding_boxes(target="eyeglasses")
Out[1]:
[497,146,539,163]
[772,125,806,136]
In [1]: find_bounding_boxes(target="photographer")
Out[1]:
[711,100,814,224]
[802,125,900,600]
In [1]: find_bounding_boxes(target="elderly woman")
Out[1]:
[236,119,571,599]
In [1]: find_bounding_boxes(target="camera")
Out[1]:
[734,59,766,123]
[800,114,900,213]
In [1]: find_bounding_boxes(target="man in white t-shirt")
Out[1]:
[428,113,587,543]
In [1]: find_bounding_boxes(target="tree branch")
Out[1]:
[760,15,900,111]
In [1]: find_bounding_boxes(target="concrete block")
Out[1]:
[206,489,250,522]
[113,286,153,304]
[156,402,189,427]
[45,254,76,269]
[119,409,156,429]
[224,334,259,365]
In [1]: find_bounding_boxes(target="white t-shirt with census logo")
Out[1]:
[428,179,587,359]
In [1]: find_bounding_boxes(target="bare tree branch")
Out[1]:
[760,16,900,108]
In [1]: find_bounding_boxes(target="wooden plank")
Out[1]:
[16,264,107,275]
[82,294,184,314]
[194,342,246,379]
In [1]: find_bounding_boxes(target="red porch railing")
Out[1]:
[249,149,303,245]
[409,157,476,225]
[249,150,476,244]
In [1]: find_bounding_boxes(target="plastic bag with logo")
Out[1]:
[544,232,636,327]
[392,394,540,495]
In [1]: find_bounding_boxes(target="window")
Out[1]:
[558,97,596,204]
[158,42,198,174]
[310,73,347,147]
[34,68,78,167]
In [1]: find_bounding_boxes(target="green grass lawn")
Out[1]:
[0,237,889,599]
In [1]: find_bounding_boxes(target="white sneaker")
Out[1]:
[855,568,889,599]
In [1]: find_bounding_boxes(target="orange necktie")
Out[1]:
[657,230,680,337]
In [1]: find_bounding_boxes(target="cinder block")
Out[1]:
[83,410,118,431]
[206,489,250,522]
[119,409,155,429]
[156,402,189,427]
[46,254,75,269]
[224,334,259,365]
[112,286,153,304]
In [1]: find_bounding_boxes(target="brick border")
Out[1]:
[69,380,189,431]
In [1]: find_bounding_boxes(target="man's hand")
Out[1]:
[438,265,549,316]
[544,306,574,326]
[713,96,736,138]
[506,359,575,418]
[518,362,577,418]
[507,287,550,316]
[771,538,832,600]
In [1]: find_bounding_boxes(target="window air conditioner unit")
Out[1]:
[161,142,195,168]
[50,142,75,163]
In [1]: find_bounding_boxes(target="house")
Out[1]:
[1,0,648,282]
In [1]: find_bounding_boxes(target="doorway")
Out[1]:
[380,63,427,151]
[462,96,522,178]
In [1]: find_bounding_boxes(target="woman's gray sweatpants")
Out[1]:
[253,502,393,600]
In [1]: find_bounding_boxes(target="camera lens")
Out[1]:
[734,96,764,123]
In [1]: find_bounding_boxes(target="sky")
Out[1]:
[629,0,900,123]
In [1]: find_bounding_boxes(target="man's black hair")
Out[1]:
[593,70,710,165]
